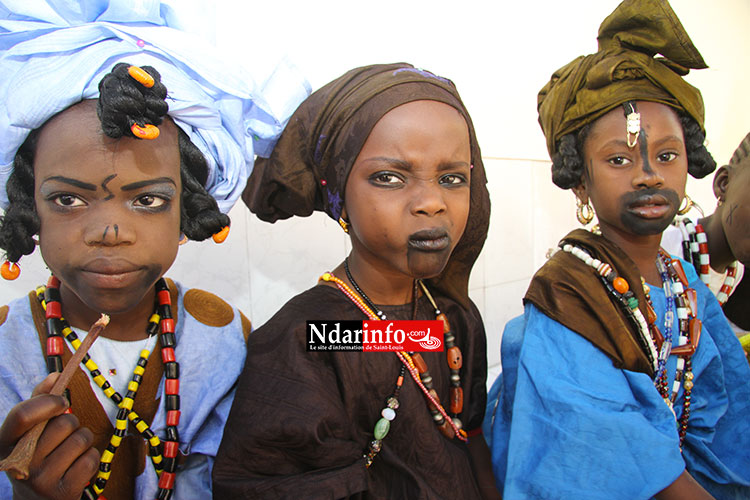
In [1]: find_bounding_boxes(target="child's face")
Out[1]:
[33,100,182,314]
[577,101,687,239]
[343,100,471,280]
[717,162,750,265]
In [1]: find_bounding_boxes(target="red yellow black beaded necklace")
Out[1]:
[39,276,181,500]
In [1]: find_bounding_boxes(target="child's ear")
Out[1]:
[572,179,588,204]
[712,165,730,202]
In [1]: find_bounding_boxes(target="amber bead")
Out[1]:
[437,420,455,439]
[426,389,441,412]
[685,288,697,316]
[650,324,664,350]
[612,277,629,294]
[411,353,428,374]
[447,346,463,370]
[450,387,464,414]
[646,302,658,325]
[670,259,689,287]
[436,313,451,334]
[672,319,702,357]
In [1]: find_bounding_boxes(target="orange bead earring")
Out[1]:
[212,226,230,243]
[1,261,20,280]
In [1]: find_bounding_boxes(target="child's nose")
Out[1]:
[632,160,665,189]
[83,217,135,246]
[411,181,447,216]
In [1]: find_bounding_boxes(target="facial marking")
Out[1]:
[101,174,117,201]
[727,203,738,226]
[102,226,109,240]
[114,224,119,238]
[639,128,654,175]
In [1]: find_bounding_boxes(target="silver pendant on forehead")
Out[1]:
[623,101,640,148]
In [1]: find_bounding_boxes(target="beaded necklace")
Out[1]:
[321,265,467,468]
[39,276,181,500]
[559,243,699,449]
[672,218,739,305]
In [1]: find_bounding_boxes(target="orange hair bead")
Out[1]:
[1,261,19,280]
[127,65,155,88]
[612,276,629,294]
[212,226,230,243]
[131,123,160,140]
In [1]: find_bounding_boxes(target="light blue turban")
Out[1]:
[0,0,311,212]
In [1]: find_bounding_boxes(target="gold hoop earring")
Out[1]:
[338,217,350,234]
[179,234,189,246]
[677,194,693,215]
[576,197,595,225]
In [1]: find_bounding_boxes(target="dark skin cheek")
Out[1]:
[639,129,655,175]
[101,174,117,201]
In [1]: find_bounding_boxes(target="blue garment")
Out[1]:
[0,0,311,212]
[484,261,750,499]
[0,280,248,499]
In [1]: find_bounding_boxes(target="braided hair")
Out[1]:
[0,63,229,264]
[551,111,716,190]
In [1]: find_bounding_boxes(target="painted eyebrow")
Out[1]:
[120,177,177,191]
[41,176,97,191]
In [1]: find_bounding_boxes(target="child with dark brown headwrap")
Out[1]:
[213,63,500,499]
[483,0,750,498]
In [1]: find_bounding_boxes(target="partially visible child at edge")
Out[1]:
[663,132,750,360]
[212,63,501,499]
[0,2,307,498]
[483,0,750,498]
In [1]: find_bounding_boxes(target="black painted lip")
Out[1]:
[408,228,451,252]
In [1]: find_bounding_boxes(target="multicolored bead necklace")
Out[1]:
[39,276,181,500]
[321,266,467,468]
[672,217,739,306]
[560,243,700,449]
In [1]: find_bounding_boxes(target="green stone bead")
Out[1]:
[627,297,638,309]
[374,417,390,440]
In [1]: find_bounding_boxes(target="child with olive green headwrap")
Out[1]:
[483,0,750,498]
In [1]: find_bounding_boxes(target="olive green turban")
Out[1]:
[538,0,708,158]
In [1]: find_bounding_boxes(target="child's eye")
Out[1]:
[439,174,467,186]
[53,194,85,207]
[657,152,678,162]
[134,195,168,208]
[607,155,632,167]
[370,172,404,185]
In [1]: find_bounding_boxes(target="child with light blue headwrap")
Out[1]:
[0,1,309,498]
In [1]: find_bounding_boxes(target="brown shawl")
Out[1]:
[524,229,654,375]
[243,63,489,309]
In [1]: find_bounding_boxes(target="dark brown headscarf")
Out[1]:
[525,229,654,375]
[538,0,708,158]
[243,63,489,308]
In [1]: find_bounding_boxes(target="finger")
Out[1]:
[59,447,100,497]
[0,394,69,452]
[33,425,96,488]
[31,372,61,397]
[32,413,82,461]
